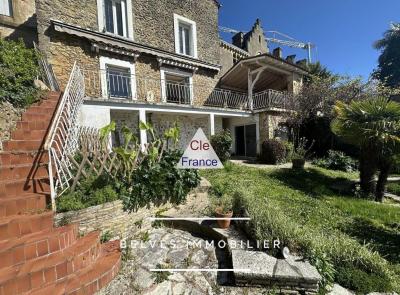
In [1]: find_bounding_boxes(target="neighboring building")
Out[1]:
[0,0,37,45]
[27,0,307,157]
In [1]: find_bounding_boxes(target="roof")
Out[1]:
[220,40,250,57]
[219,53,309,91]
[52,20,221,72]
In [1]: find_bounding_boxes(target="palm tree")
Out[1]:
[331,97,400,201]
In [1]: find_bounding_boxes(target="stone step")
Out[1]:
[0,178,51,198]
[0,231,101,294]
[0,211,53,241]
[232,249,321,293]
[0,223,78,269]
[29,240,121,295]
[11,129,48,141]
[0,163,48,181]
[0,151,49,166]
[0,193,48,218]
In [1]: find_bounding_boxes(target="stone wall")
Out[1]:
[54,200,171,240]
[0,0,37,45]
[0,102,24,150]
[259,111,286,144]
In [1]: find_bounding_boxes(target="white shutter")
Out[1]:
[0,0,11,16]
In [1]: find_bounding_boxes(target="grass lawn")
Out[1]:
[201,164,400,293]
[387,181,400,196]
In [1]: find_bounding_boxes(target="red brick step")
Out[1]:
[16,120,50,131]
[11,129,47,141]
[0,163,48,181]
[0,193,47,218]
[0,211,53,241]
[0,151,48,166]
[28,241,121,295]
[0,178,50,198]
[0,232,101,294]
[0,223,78,269]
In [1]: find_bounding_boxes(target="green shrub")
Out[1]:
[282,140,294,162]
[260,139,286,164]
[56,174,119,213]
[312,150,357,172]
[124,150,200,211]
[0,39,40,107]
[387,182,400,195]
[210,130,232,162]
[56,192,85,213]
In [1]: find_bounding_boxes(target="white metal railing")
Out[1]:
[252,89,292,110]
[44,62,86,210]
[82,69,293,110]
[205,88,249,110]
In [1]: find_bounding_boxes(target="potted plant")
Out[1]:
[292,137,313,169]
[213,194,233,229]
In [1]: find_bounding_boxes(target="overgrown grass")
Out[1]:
[201,164,400,294]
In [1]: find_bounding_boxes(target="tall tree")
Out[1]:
[373,23,400,87]
[331,97,400,201]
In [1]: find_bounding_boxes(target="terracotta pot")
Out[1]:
[292,158,305,169]
[215,208,233,229]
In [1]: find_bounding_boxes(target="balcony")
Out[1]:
[82,69,294,111]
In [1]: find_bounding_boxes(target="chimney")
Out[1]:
[232,32,244,49]
[272,47,282,59]
[286,55,296,63]
[296,59,307,68]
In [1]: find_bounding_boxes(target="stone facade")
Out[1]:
[232,19,269,56]
[259,111,287,144]
[0,0,37,45]
[133,0,220,65]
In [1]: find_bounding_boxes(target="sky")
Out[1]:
[218,0,400,79]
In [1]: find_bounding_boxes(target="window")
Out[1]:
[97,0,133,39]
[0,0,12,16]
[161,68,193,105]
[174,14,197,58]
[106,65,132,98]
[100,57,136,100]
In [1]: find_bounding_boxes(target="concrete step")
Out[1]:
[29,240,121,295]
[0,231,101,294]
[0,223,78,269]
[232,249,321,293]
[0,211,53,241]
[0,178,51,198]
[0,193,48,218]
[0,163,48,181]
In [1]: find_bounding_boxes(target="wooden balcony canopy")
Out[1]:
[219,53,309,92]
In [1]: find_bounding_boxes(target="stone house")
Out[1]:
[0,0,37,45]
[9,0,308,157]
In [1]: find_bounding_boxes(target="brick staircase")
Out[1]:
[0,92,121,294]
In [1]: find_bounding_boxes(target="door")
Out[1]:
[245,124,257,157]
[235,126,245,156]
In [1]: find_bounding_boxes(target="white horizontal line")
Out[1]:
[149,269,250,272]
[149,217,251,221]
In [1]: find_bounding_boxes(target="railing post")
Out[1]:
[48,149,56,211]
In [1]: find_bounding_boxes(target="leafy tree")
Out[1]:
[331,97,400,201]
[373,23,400,87]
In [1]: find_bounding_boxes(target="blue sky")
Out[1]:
[218,0,400,79]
